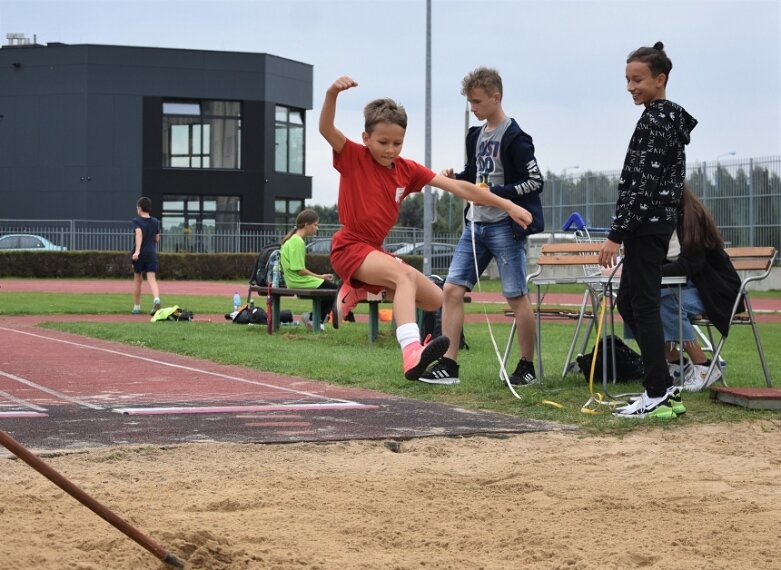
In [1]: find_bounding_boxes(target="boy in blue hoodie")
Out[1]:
[599,42,698,419]
[421,67,545,386]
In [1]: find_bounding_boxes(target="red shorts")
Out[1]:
[330,229,393,294]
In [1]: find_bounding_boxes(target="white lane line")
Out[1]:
[0,388,48,412]
[0,411,48,418]
[0,326,363,405]
[0,370,104,410]
[113,402,380,416]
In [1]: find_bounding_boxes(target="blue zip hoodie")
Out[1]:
[457,118,545,238]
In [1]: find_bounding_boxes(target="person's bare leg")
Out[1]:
[507,294,535,360]
[352,252,441,326]
[133,273,143,306]
[146,272,160,301]
[440,283,467,360]
[682,340,708,364]
[666,341,707,364]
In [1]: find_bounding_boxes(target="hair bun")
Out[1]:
[653,41,665,50]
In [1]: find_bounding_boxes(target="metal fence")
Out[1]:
[544,155,781,254]
[2,155,778,272]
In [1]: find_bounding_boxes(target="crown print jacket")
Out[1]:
[608,99,698,243]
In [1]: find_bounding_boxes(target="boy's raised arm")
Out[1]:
[319,76,358,154]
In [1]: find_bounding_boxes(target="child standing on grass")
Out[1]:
[280,209,337,331]
[598,42,698,419]
[320,75,532,382]
[131,196,162,315]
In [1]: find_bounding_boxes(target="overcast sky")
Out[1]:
[1,0,779,206]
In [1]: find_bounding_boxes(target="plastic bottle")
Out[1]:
[233,292,241,312]
[271,257,281,288]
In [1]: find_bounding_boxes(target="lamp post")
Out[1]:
[559,166,579,228]
[422,0,433,274]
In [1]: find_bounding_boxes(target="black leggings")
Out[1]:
[316,281,338,323]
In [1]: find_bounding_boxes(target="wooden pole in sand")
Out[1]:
[0,430,184,568]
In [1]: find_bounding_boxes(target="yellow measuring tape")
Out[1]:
[581,294,625,414]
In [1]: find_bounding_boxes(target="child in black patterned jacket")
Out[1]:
[598,41,698,419]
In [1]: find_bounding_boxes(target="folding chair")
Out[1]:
[503,240,605,384]
[692,246,777,387]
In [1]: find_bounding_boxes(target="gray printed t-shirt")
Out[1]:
[468,117,511,224]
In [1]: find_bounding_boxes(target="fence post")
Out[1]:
[748,157,754,246]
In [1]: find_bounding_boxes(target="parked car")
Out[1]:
[0,234,67,251]
[394,242,456,273]
[383,242,409,253]
[305,237,332,254]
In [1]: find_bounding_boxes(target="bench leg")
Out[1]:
[311,300,322,334]
[272,296,281,333]
[368,302,379,342]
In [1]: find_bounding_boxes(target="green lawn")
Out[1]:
[2,287,779,434]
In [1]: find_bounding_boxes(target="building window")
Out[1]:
[275,199,304,228]
[275,106,304,174]
[161,195,241,252]
[163,101,242,169]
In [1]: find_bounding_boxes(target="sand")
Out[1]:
[1,420,780,570]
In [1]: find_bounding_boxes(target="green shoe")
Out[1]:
[614,392,678,419]
[647,403,678,420]
[667,388,686,416]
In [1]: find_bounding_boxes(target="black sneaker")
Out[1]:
[419,357,460,385]
[509,359,536,386]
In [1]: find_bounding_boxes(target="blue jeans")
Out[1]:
[660,282,705,342]
[625,281,706,343]
[445,221,529,298]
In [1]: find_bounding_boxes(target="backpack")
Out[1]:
[232,303,268,325]
[230,304,293,325]
[419,275,468,350]
[249,243,286,288]
[576,335,644,383]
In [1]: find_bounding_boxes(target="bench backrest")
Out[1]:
[533,242,604,278]
[725,246,777,273]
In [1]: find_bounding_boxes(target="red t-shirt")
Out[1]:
[334,139,435,246]
[329,139,435,289]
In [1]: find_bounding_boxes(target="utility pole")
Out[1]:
[423,0,432,275]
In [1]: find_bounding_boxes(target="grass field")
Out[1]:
[2,286,779,433]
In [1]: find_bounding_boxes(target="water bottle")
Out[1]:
[271,258,281,288]
[233,292,241,312]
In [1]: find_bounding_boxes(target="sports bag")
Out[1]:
[576,335,644,383]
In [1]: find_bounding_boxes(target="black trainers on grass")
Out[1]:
[509,359,536,386]
[420,357,460,385]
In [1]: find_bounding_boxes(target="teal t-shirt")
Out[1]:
[280,234,323,289]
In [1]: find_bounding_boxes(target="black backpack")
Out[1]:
[249,243,286,288]
[419,275,468,350]
[576,335,644,383]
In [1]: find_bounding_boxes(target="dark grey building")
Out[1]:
[0,41,312,237]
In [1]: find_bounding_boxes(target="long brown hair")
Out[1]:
[680,185,724,253]
[282,209,319,245]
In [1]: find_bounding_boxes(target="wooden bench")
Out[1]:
[247,285,390,341]
[248,285,472,343]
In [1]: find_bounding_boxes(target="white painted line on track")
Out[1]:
[0,388,48,412]
[0,411,48,418]
[113,402,380,415]
[0,370,104,410]
[0,326,364,406]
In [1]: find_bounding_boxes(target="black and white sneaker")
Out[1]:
[509,359,537,386]
[613,392,676,419]
[419,357,460,385]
